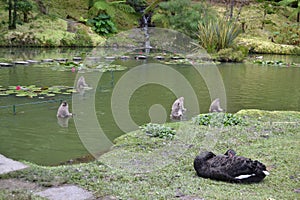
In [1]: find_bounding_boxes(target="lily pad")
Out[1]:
[16,93,28,97]
[66,89,77,93]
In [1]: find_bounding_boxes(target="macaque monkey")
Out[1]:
[76,76,88,90]
[170,97,186,120]
[57,101,72,118]
[209,98,224,112]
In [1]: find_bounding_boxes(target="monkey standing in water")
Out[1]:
[170,97,187,120]
[209,98,224,112]
[57,101,72,118]
[76,76,88,90]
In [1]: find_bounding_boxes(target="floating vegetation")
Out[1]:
[96,64,127,72]
[162,58,192,65]
[0,85,76,98]
[253,60,300,67]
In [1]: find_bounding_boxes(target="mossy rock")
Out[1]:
[215,48,246,62]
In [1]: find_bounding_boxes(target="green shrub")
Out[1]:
[216,47,247,62]
[192,113,245,127]
[273,23,300,46]
[151,0,216,38]
[74,29,93,46]
[197,18,242,53]
[87,14,117,35]
[140,123,176,139]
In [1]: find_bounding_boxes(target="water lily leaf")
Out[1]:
[6,90,17,94]
[53,91,62,94]
[66,89,77,93]
[16,93,27,97]
[8,86,17,89]
[46,93,56,97]
[0,93,9,96]
[28,93,38,97]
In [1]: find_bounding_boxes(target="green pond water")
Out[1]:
[0,48,299,165]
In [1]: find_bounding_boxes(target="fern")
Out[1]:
[113,3,135,13]
[92,0,136,18]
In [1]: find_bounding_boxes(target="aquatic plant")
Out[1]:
[253,59,300,67]
[0,85,77,98]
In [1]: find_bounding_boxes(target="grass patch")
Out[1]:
[0,109,299,199]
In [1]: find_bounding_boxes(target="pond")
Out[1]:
[0,47,299,165]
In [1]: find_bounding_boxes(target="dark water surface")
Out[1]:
[0,48,299,165]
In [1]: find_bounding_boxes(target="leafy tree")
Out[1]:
[16,0,33,23]
[278,0,300,22]
[151,0,216,38]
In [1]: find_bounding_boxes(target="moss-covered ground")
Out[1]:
[0,109,299,199]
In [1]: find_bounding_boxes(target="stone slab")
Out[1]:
[0,154,28,174]
[35,185,94,200]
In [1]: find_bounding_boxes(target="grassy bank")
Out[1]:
[0,109,299,199]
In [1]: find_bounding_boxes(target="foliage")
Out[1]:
[16,0,33,23]
[216,47,247,62]
[60,28,93,46]
[273,23,300,45]
[151,0,216,38]
[192,113,245,127]
[140,123,176,139]
[222,113,245,126]
[126,0,147,12]
[87,13,117,35]
[90,0,135,18]
[278,0,300,22]
[5,32,42,46]
[197,18,242,53]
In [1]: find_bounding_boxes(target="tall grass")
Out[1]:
[197,18,242,53]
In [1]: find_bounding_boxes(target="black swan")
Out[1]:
[194,149,269,183]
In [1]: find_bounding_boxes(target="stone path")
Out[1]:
[35,185,94,200]
[0,154,95,200]
[0,154,28,174]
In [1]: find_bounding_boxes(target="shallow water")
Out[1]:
[0,48,299,165]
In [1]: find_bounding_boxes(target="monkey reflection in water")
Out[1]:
[209,98,224,113]
[57,101,73,127]
[170,97,186,120]
[76,75,91,96]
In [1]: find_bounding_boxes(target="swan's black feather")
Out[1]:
[194,150,269,183]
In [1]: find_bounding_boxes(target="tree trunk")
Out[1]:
[229,0,235,19]
[8,0,13,29]
[88,0,93,9]
[34,0,47,14]
[24,12,28,23]
[11,0,18,29]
